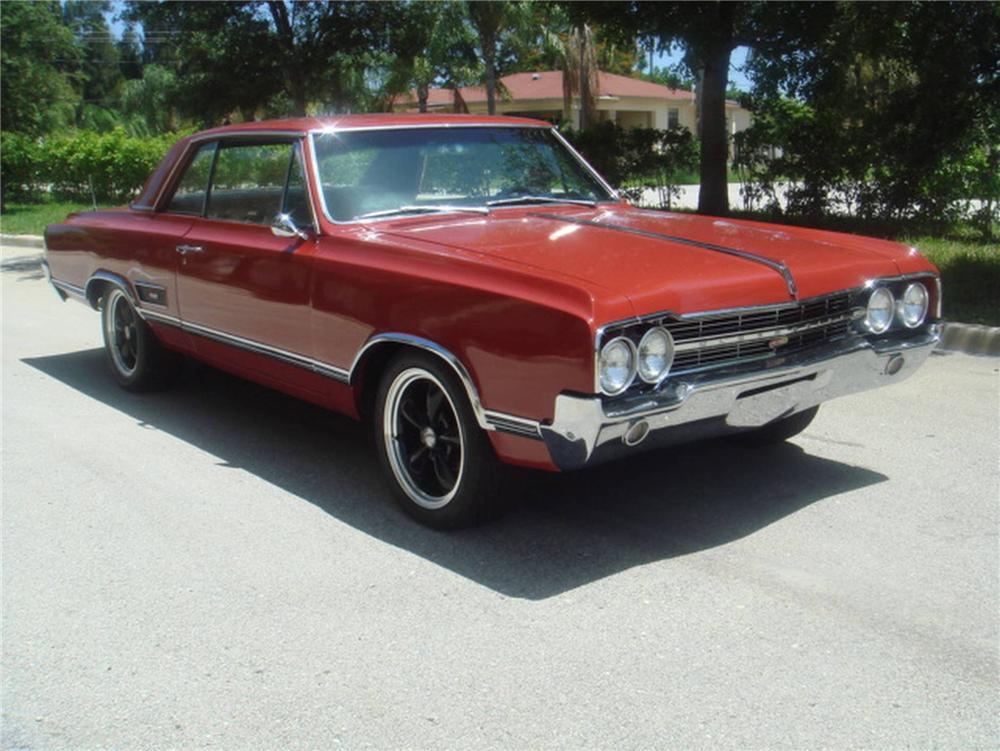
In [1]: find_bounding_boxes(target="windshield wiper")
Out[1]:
[357,205,490,220]
[485,195,599,208]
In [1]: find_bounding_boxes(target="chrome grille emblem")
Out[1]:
[768,336,790,350]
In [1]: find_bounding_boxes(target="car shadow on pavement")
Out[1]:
[25,348,888,600]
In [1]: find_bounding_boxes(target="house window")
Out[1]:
[667,108,679,129]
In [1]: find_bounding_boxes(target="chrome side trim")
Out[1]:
[534,212,799,299]
[348,332,542,438]
[482,411,544,438]
[51,278,86,300]
[139,309,351,383]
[125,308,543,439]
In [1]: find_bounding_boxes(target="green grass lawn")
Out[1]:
[0,200,106,236]
[902,235,1000,326]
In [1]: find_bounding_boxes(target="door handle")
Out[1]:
[176,244,204,255]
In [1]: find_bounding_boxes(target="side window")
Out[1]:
[282,144,313,229]
[166,142,216,214]
[206,142,294,224]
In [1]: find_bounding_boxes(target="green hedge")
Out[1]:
[560,122,699,209]
[1,128,177,205]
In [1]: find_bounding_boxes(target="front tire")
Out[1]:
[374,352,504,529]
[100,287,176,391]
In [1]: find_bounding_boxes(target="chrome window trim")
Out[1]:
[550,127,620,199]
[309,122,551,134]
[152,133,321,234]
[307,125,617,227]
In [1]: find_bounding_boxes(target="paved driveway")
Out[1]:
[3,247,997,749]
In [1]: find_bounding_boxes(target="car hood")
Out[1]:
[375,205,926,317]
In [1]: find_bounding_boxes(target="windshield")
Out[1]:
[311,126,615,222]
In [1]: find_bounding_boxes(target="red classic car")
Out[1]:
[44,114,941,527]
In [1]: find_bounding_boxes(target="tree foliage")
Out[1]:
[737,1,1000,236]
[0,1,80,136]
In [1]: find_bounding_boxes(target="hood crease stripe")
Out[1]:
[534,213,799,300]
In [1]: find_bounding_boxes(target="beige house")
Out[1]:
[410,70,752,146]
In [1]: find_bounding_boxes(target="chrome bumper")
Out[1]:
[540,328,940,470]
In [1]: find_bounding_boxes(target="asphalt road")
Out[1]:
[2,246,998,750]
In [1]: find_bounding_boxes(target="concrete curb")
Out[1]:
[938,322,1000,356]
[1,233,996,356]
[0,234,44,249]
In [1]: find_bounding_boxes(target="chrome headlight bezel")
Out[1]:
[598,336,637,395]
[637,326,675,384]
[865,286,895,334]
[899,282,929,328]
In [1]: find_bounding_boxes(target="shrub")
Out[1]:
[1,131,42,205]
[561,122,699,209]
[1,128,177,206]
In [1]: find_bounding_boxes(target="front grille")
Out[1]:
[665,293,854,373]
[604,292,858,391]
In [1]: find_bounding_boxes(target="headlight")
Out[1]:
[599,336,636,395]
[865,287,894,333]
[637,327,675,383]
[899,282,928,328]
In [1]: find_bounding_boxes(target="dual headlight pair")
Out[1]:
[599,327,675,395]
[865,281,929,334]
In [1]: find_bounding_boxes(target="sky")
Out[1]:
[106,2,754,92]
[652,46,753,91]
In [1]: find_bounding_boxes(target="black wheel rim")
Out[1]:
[384,369,464,508]
[106,291,139,375]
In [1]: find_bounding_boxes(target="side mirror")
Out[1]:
[271,213,310,240]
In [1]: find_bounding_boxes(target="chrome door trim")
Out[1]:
[66,269,544,439]
[139,308,351,383]
[50,277,86,300]
[133,306,542,438]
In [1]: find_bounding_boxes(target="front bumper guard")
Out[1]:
[540,328,940,470]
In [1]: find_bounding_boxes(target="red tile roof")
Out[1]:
[417,70,696,107]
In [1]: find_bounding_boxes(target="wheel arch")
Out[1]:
[84,270,136,311]
[349,333,490,430]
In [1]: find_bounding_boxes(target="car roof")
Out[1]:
[195,113,553,138]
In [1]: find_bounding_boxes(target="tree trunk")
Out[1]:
[697,40,732,216]
[484,47,496,115]
[290,83,307,117]
[578,30,590,130]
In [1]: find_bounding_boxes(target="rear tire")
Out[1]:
[373,352,505,529]
[100,287,177,391]
[733,405,819,447]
